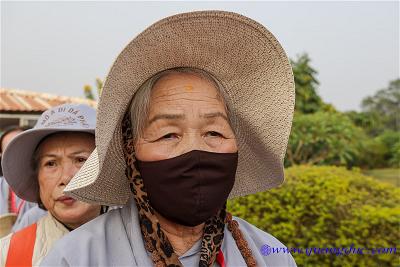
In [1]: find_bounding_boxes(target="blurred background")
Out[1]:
[1,1,399,266]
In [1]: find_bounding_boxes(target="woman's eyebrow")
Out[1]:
[148,114,185,125]
[40,154,58,159]
[39,154,59,162]
[201,112,228,122]
[40,150,90,159]
[66,150,91,159]
[70,150,91,156]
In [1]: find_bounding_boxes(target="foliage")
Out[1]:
[289,55,399,169]
[83,78,103,101]
[83,85,95,100]
[377,130,400,167]
[344,79,399,167]
[291,54,325,114]
[344,110,386,137]
[285,112,366,167]
[361,79,400,131]
[390,142,400,167]
[228,165,400,267]
[355,137,388,168]
[356,130,400,168]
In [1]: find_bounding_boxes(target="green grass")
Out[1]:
[362,168,400,187]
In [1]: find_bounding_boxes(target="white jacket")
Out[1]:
[41,197,297,266]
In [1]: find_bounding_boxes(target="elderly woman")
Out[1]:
[0,103,101,266]
[42,11,296,266]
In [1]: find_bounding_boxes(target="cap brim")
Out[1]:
[1,128,94,202]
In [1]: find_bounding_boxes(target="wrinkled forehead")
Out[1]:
[151,72,222,98]
[148,98,228,127]
[36,132,95,156]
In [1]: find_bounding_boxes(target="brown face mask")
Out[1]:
[135,150,238,227]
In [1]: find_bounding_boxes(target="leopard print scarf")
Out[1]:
[121,112,226,267]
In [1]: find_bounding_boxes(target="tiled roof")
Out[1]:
[0,88,97,113]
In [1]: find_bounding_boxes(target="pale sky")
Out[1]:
[1,1,399,111]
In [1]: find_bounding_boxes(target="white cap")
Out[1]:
[1,103,96,202]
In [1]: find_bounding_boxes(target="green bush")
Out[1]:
[228,165,400,266]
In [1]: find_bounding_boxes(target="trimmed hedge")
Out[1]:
[228,165,400,266]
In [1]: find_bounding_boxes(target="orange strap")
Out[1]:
[5,223,37,267]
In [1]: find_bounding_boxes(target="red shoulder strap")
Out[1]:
[17,200,26,214]
[5,223,37,267]
[216,249,226,267]
[8,189,17,214]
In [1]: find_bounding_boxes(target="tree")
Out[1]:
[84,78,103,101]
[285,112,366,167]
[376,130,400,167]
[361,79,400,131]
[344,110,386,137]
[291,54,325,114]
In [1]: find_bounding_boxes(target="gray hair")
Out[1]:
[129,67,235,142]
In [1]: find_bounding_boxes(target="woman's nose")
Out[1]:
[179,133,208,154]
[59,162,78,186]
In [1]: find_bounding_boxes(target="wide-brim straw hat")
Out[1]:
[65,10,295,206]
[0,213,17,238]
[1,103,96,202]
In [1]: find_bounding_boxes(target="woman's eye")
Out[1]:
[76,157,87,163]
[205,131,223,137]
[160,133,178,140]
[44,161,56,167]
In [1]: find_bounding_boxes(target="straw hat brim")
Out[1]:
[65,10,295,206]
[0,213,17,238]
